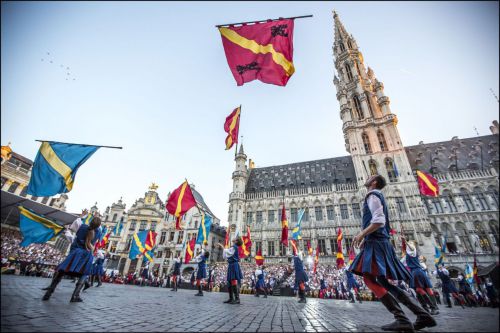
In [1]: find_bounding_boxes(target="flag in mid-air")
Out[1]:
[292,208,305,240]
[27,141,100,196]
[434,246,444,267]
[18,206,64,247]
[238,226,252,258]
[224,226,230,248]
[218,19,295,86]
[416,170,439,197]
[336,228,344,269]
[255,248,264,266]
[281,203,288,246]
[290,239,298,255]
[465,263,474,284]
[348,247,355,266]
[224,106,241,150]
[129,230,157,262]
[81,213,94,226]
[473,255,480,284]
[184,237,196,264]
[166,181,197,230]
[196,211,213,245]
[113,220,123,236]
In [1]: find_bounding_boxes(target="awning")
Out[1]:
[1,190,78,226]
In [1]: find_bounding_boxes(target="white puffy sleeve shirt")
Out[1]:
[367,190,386,226]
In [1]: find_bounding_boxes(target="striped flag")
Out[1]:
[416,170,439,197]
[184,238,196,264]
[290,239,298,255]
[166,180,197,230]
[224,106,241,150]
[255,248,264,266]
[224,226,230,248]
[336,228,344,269]
[313,245,320,274]
[281,202,288,246]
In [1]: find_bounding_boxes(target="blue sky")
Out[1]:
[1,1,498,224]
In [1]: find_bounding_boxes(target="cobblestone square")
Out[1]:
[1,276,498,332]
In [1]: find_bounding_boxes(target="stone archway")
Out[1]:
[182,266,194,280]
[447,266,463,279]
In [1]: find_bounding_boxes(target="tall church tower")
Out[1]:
[332,11,435,258]
[228,144,248,236]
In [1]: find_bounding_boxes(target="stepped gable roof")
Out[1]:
[405,134,499,174]
[245,156,356,194]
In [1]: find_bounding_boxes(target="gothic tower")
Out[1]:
[332,11,435,258]
[228,144,248,236]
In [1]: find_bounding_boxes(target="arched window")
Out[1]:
[339,42,345,52]
[362,133,372,154]
[430,223,441,247]
[353,95,363,119]
[377,130,388,152]
[7,182,19,193]
[365,92,374,117]
[474,187,490,211]
[432,198,444,214]
[442,223,457,253]
[455,222,471,253]
[345,64,353,81]
[489,220,499,245]
[368,159,377,175]
[442,190,457,213]
[347,39,353,49]
[385,158,397,182]
[112,213,117,222]
[475,224,492,253]
[19,186,28,197]
[460,189,474,211]
[487,186,498,209]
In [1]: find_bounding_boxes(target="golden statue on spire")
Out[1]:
[149,182,159,191]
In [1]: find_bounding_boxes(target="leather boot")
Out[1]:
[357,293,363,304]
[263,289,268,298]
[90,275,95,287]
[379,293,414,332]
[394,290,436,330]
[96,275,102,287]
[223,286,234,303]
[83,277,91,291]
[42,271,63,300]
[70,279,85,302]
[195,284,203,296]
[416,294,431,313]
[349,291,356,303]
[230,285,240,304]
[426,294,440,315]
[298,289,307,303]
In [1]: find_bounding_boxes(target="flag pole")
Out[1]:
[216,14,313,27]
[35,140,122,149]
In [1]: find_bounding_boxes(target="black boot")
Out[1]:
[96,275,102,287]
[90,275,95,287]
[223,286,234,303]
[379,293,414,332]
[357,293,363,304]
[263,288,268,298]
[298,289,307,303]
[195,285,203,296]
[70,278,85,302]
[83,277,91,291]
[416,294,431,313]
[349,291,356,303]
[426,294,440,315]
[394,290,436,331]
[42,271,63,300]
[230,285,240,304]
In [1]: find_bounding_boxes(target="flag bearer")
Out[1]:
[254,265,267,298]
[434,264,465,309]
[350,175,436,331]
[345,270,362,303]
[170,256,182,292]
[194,249,209,296]
[291,251,308,303]
[42,217,101,302]
[405,240,439,314]
[217,238,243,304]
[91,248,105,287]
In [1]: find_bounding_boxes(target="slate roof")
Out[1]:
[245,134,499,193]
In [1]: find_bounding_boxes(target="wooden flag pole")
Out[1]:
[216,14,313,28]
[35,140,122,149]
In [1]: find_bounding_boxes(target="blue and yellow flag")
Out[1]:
[81,213,94,225]
[27,141,99,197]
[434,246,444,267]
[465,263,474,284]
[196,211,212,245]
[129,230,157,262]
[18,206,64,247]
[113,220,123,236]
[292,208,305,240]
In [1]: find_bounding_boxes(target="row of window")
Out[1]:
[128,220,158,232]
[1,178,53,204]
[246,204,363,224]
[425,191,498,214]
[253,238,355,257]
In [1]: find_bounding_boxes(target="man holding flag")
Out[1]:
[218,237,243,305]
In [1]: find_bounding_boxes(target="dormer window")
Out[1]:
[339,42,345,52]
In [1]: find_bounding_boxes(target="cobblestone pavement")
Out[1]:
[1,275,498,332]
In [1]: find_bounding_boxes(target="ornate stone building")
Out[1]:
[100,184,226,277]
[226,12,499,278]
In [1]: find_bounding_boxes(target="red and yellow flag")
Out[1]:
[290,239,298,255]
[307,240,312,256]
[224,226,230,248]
[336,228,344,269]
[238,226,252,258]
[281,203,288,246]
[184,238,196,264]
[255,248,264,266]
[416,170,439,197]
[224,106,241,150]
[313,245,320,274]
[166,181,197,230]
[348,247,355,266]
[218,19,295,86]
[473,254,480,285]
